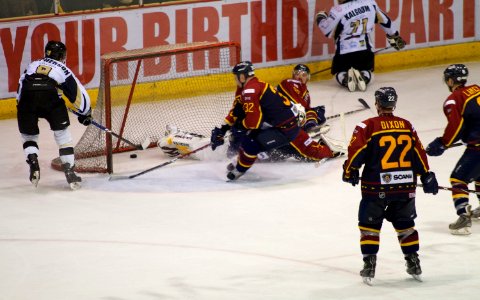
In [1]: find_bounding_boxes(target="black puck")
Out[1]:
[130,153,137,159]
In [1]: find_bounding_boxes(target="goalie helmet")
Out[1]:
[444,64,468,84]
[375,87,397,108]
[45,40,67,62]
[293,64,311,82]
[232,61,255,77]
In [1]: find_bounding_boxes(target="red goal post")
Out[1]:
[51,41,241,174]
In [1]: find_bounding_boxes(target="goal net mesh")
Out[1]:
[51,41,241,173]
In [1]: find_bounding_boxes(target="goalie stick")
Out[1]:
[311,47,392,77]
[109,143,211,180]
[68,108,150,150]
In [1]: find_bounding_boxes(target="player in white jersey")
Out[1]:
[16,40,92,190]
[316,0,406,92]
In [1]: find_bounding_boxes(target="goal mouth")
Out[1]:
[51,41,241,174]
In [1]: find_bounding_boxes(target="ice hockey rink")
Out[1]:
[1,62,479,300]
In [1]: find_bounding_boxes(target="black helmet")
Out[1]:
[444,64,468,84]
[45,40,66,61]
[375,87,397,108]
[232,61,255,77]
[293,64,310,75]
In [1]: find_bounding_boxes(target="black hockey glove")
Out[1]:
[342,162,359,186]
[315,11,328,26]
[426,137,446,156]
[387,32,406,50]
[210,124,231,151]
[313,105,326,125]
[77,109,92,126]
[420,171,439,195]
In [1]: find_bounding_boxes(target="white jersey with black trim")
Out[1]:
[318,0,398,55]
[17,58,91,115]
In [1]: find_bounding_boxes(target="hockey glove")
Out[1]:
[313,105,326,125]
[426,137,446,156]
[315,11,328,26]
[304,119,318,132]
[210,124,231,151]
[387,32,406,50]
[342,163,359,187]
[420,171,439,195]
[77,109,92,126]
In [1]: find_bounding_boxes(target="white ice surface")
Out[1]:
[1,63,480,300]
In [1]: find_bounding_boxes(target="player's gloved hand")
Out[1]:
[77,109,92,126]
[304,119,318,132]
[315,11,328,26]
[313,105,326,125]
[387,32,406,50]
[420,171,439,195]
[210,124,231,151]
[342,163,359,186]
[426,137,446,156]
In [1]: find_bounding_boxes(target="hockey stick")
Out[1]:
[68,108,150,150]
[326,98,370,120]
[109,143,211,180]
[311,47,393,77]
[418,184,480,196]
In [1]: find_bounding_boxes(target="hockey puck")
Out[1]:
[130,153,137,159]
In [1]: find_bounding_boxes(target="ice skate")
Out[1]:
[347,68,357,92]
[405,253,422,282]
[226,163,244,181]
[26,153,40,187]
[471,206,480,221]
[360,255,376,286]
[352,68,367,91]
[62,163,82,190]
[449,213,472,235]
[318,133,346,158]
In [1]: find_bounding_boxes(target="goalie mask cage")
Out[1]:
[51,41,241,173]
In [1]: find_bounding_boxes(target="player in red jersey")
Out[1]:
[210,61,302,180]
[342,87,438,285]
[426,64,480,235]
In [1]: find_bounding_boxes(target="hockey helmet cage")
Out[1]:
[45,40,67,61]
[232,61,255,77]
[293,64,311,75]
[293,64,311,81]
[444,64,468,84]
[375,87,398,108]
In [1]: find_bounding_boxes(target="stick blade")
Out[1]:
[108,175,132,181]
[358,98,370,109]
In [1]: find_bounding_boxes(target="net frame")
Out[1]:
[51,41,241,174]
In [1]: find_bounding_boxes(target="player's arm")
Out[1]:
[241,85,265,130]
[375,7,405,50]
[441,98,464,146]
[60,73,91,116]
[343,122,368,185]
[316,8,341,38]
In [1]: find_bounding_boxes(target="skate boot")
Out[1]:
[347,68,356,92]
[62,163,82,190]
[352,68,367,91]
[26,153,40,187]
[471,206,480,221]
[226,163,244,181]
[318,133,346,158]
[449,205,472,235]
[360,255,376,285]
[405,253,422,281]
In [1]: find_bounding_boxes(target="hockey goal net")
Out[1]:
[51,41,241,173]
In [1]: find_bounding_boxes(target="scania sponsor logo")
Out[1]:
[380,170,414,184]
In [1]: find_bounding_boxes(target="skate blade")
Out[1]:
[411,274,423,282]
[449,227,471,235]
[362,277,373,286]
[69,182,81,190]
